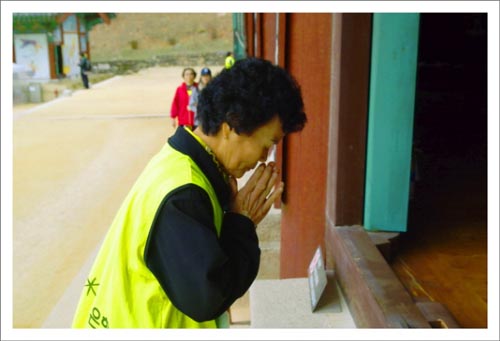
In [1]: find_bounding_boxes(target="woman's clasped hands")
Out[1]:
[229,162,284,226]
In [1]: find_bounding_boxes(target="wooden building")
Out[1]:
[13,13,114,80]
[242,13,487,327]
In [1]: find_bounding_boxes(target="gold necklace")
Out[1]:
[185,127,230,184]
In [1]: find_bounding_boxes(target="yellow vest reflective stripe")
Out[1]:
[72,140,223,328]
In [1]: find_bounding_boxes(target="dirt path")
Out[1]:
[12,65,222,327]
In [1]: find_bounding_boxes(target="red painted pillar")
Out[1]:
[280,13,332,278]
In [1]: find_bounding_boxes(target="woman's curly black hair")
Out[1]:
[197,57,307,136]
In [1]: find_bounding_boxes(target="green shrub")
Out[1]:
[129,40,139,49]
[168,37,177,46]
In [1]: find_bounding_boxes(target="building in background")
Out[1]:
[242,13,488,328]
[13,13,115,80]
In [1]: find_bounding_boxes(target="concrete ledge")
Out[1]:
[249,274,355,328]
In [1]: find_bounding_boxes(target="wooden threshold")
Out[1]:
[325,225,458,328]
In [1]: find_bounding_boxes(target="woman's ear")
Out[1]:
[221,122,232,139]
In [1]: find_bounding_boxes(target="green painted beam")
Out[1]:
[232,13,247,60]
[364,13,420,232]
[13,13,115,34]
[13,13,59,33]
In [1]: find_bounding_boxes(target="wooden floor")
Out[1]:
[390,153,488,328]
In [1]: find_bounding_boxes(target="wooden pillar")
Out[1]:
[48,42,57,79]
[254,13,263,58]
[261,13,277,62]
[244,13,254,56]
[280,13,332,278]
[276,13,286,68]
[273,14,287,209]
[326,13,372,230]
[260,13,285,208]
[76,15,82,53]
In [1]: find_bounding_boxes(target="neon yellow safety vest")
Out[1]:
[72,137,225,328]
[225,55,235,69]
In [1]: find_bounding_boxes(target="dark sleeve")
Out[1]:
[144,184,260,322]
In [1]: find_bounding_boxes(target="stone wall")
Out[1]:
[92,51,227,75]
[14,52,227,105]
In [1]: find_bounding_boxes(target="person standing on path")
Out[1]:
[71,58,307,328]
[224,52,235,69]
[78,52,91,89]
[170,67,198,130]
[189,67,213,128]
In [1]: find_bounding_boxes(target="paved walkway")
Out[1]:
[12,66,221,327]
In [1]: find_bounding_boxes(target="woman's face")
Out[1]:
[221,115,284,179]
[200,75,212,85]
[183,69,195,85]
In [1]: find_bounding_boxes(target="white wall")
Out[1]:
[14,33,50,80]
[62,33,80,78]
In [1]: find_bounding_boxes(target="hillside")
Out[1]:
[89,13,233,62]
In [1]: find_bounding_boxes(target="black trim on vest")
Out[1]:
[168,127,232,211]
